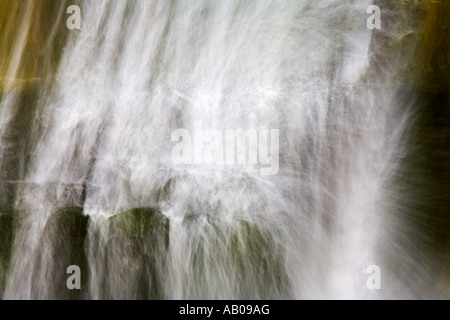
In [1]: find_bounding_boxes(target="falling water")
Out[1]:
[0,0,448,299]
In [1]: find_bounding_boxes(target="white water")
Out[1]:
[1,0,430,299]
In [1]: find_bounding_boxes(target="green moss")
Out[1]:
[110,207,169,245]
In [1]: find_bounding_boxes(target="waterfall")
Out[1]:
[0,0,448,299]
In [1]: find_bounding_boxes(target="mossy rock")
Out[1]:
[0,214,14,297]
[110,207,169,245]
[229,220,289,299]
[92,208,169,299]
